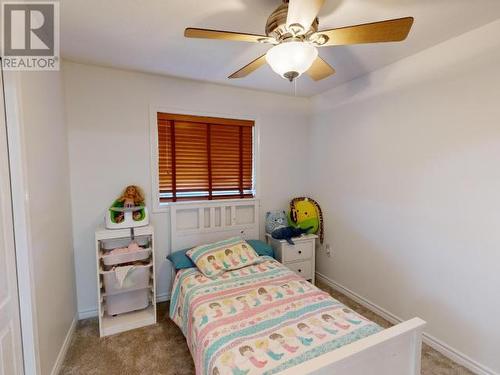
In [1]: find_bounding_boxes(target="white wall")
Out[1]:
[14,70,77,375]
[62,62,311,316]
[310,20,500,373]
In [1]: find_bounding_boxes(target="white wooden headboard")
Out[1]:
[170,200,260,252]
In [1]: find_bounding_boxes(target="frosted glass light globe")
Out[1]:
[266,41,318,81]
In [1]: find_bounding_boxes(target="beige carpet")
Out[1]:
[61,281,473,375]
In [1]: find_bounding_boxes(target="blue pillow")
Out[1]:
[166,249,195,270]
[167,239,274,270]
[247,239,274,258]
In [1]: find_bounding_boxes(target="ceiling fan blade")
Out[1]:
[315,17,414,46]
[306,57,336,81]
[185,28,273,43]
[228,55,267,79]
[286,0,325,34]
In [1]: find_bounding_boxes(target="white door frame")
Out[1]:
[3,70,41,374]
[0,61,24,375]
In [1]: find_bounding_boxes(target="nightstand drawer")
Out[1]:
[286,260,313,280]
[283,241,313,262]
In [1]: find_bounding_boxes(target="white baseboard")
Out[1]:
[78,292,171,320]
[156,291,171,303]
[78,307,98,320]
[315,272,498,375]
[50,314,77,375]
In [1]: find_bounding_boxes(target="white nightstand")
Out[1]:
[266,233,317,284]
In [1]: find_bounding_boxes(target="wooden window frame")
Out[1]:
[150,107,259,212]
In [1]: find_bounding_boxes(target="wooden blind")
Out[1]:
[157,113,254,202]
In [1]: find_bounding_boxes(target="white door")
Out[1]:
[0,66,24,374]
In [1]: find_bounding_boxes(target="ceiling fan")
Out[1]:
[185,0,414,82]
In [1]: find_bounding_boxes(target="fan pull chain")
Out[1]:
[294,78,297,97]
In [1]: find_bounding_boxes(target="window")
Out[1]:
[156,113,255,203]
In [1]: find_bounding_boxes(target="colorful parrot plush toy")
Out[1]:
[288,197,324,244]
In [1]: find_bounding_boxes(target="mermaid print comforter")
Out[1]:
[170,256,382,375]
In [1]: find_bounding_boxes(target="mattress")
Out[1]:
[170,256,382,375]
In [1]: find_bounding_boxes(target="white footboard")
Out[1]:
[281,318,426,375]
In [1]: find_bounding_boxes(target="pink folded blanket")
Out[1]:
[109,241,142,255]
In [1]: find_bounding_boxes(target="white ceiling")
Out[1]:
[61,0,500,97]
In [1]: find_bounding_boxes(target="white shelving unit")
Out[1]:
[95,225,156,337]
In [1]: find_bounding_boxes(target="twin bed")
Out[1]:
[168,201,425,375]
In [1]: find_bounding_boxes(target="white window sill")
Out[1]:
[152,197,259,214]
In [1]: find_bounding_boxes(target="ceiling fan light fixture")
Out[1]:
[265,41,318,81]
[309,33,329,46]
[287,23,306,36]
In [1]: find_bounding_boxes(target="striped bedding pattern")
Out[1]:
[170,256,382,375]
